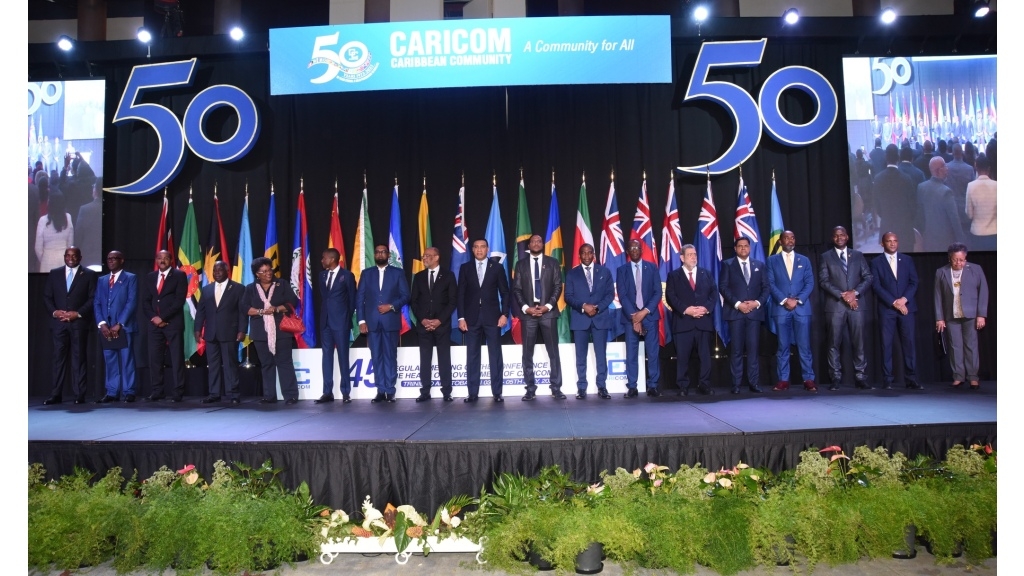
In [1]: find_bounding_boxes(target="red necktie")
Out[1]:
[108,274,115,289]
[157,272,165,293]
[688,270,696,290]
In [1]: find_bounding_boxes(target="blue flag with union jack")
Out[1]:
[599,180,626,340]
[659,177,681,346]
[734,176,765,264]
[694,179,727,346]
[631,179,660,346]
[449,186,469,343]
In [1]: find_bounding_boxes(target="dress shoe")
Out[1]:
[313,394,335,404]
[969,381,980,390]
[145,394,165,402]
[855,380,874,390]
[646,388,661,397]
[371,393,387,403]
[386,394,396,403]
[730,387,741,395]
[522,392,536,401]
[493,396,504,402]
[696,386,714,396]
[905,381,923,390]
[415,394,432,402]
[552,391,567,400]
[882,382,894,390]
[597,389,611,399]
[772,381,789,391]
[43,396,62,405]
[74,396,88,405]
[96,395,117,404]
[285,398,298,405]
[342,395,352,403]
[679,387,690,396]
[803,380,817,392]
[828,384,840,391]
[230,398,241,405]
[259,397,278,404]
[575,392,587,399]
[168,396,183,403]
[951,380,964,388]
[463,396,478,403]
[123,394,136,403]
[201,396,221,404]
[442,395,453,402]
[748,385,762,393]
[623,388,638,398]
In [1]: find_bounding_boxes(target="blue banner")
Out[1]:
[269,15,671,95]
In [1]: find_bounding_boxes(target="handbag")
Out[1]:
[279,304,305,335]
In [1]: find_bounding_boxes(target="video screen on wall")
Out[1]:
[842,55,996,253]
[27,79,106,272]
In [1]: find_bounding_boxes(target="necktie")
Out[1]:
[634,263,643,309]
[327,270,334,290]
[688,269,696,290]
[66,268,73,292]
[429,270,435,291]
[785,252,793,279]
[215,282,224,306]
[108,274,115,289]
[839,250,848,275]
[477,260,485,286]
[585,266,592,291]
[742,261,750,285]
[157,272,166,293]
[533,257,542,303]
[889,255,897,279]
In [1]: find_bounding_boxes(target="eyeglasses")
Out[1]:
[256,268,273,275]
[374,249,389,254]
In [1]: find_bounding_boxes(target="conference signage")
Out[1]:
[268,15,672,95]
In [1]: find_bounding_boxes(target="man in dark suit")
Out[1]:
[141,250,188,402]
[874,144,917,247]
[665,244,718,396]
[511,234,565,401]
[564,243,614,399]
[934,242,989,390]
[719,237,769,394]
[357,244,411,403]
[94,250,138,403]
[315,248,356,404]
[73,179,102,268]
[898,146,925,188]
[870,232,922,390]
[410,246,458,402]
[819,226,874,390]
[912,140,935,180]
[766,231,817,392]
[457,238,510,402]
[615,239,662,397]
[193,261,246,404]
[868,137,886,178]
[42,246,97,404]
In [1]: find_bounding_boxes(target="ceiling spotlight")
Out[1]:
[57,35,74,51]
[694,5,709,22]
[880,7,897,24]
[783,8,800,25]
[229,26,244,41]
[137,28,152,43]
[972,0,990,17]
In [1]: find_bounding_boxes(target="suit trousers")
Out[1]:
[572,328,608,392]
[878,311,917,384]
[624,324,660,389]
[205,340,240,398]
[51,327,89,398]
[825,308,867,382]
[254,338,298,400]
[465,323,503,397]
[417,327,453,396]
[321,326,352,396]
[727,317,761,388]
[147,326,185,398]
[521,315,562,393]
[775,312,815,382]
[673,329,712,391]
[102,332,136,397]
[367,326,399,395]
[944,318,980,381]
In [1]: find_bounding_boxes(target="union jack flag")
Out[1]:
[449,185,469,342]
[734,176,765,263]
[630,178,658,267]
[600,179,626,339]
[694,179,727,346]
[658,176,681,346]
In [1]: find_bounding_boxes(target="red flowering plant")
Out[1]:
[818,446,880,489]
[700,462,769,499]
[969,443,996,474]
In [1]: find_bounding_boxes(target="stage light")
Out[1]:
[880,7,897,24]
[972,0,990,18]
[137,28,152,43]
[783,8,800,25]
[57,35,74,51]
[229,27,244,41]
[694,5,709,22]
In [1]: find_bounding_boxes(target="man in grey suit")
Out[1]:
[819,226,874,390]
[512,234,565,400]
[918,157,965,252]
[934,242,988,390]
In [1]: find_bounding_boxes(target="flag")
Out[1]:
[599,178,626,340]
[510,178,531,344]
[767,177,785,334]
[572,178,594,268]
[352,187,374,341]
[630,177,658,268]
[154,192,175,269]
[328,192,347,269]
[289,188,316,348]
[234,195,254,360]
[388,185,414,336]
[734,176,765,263]
[412,185,431,275]
[987,86,996,121]
[888,93,895,143]
[694,179,726,346]
[484,186,510,336]
[202,193,230,287]
[449,185,469,342]
[264,190,280,277]
[658,176,681,346]
[544,182,570,343]
[178,197,202,362]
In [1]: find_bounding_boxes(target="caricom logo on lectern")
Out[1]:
[308,33,379,84]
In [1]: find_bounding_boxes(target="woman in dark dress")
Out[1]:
[244,257,300,403]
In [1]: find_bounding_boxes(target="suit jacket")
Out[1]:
[457,257,510,326]
[410,267,458,333]
[564,263,615,331]
[870,252,918,315]
[94,270,138,333]
[719,257,769,322]
[898,161,925,188]
[934,263,989,321]
[74,199,102,266]
[868,147,886,177]
[615,260,662,331]
[665,266,717,333]
[319,266,356,332]
[194,280,247,342]
[818,248,873,314]
[874,166,917,245]
[511,254,562,320]
[243,279,299,341]
[917,178,965,252]
[766,251,814,317]
[141,268,188,331]
[43,265,97,332]
[356,265,411,331]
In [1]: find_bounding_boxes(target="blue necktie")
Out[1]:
[533,258,541,303]
[66,268,73,292]
[840,250,847,275]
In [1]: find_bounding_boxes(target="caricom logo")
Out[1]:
[309,32,379,84]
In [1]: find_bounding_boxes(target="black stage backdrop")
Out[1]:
[27,37,997,396]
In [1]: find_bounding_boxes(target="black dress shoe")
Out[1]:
[575,392,587,399]
[259,397,278,404]
[597,389,611,399]
[371,393,387,403]
[552,391,567,400]
[201,396,221,404]
[145,393,165,402]
[905,381,923,390]
[285,398,298,405]
[679,388,690,396]
[623,388,638,398]
[386,394,396,403]
[230,398,241,404]
[748,385,762,393]
[168,396,183,403]
[463,396,478,403]
[96,395,116,404]
[828,384,840,391]
[313,394,335,404]
[522,392,536,401]
[342,396,352,403]
[43,396,62,405]
[855,380,874,390]
[730,387,741,395]
[123,394,136,403]
[74,397,87,405]
[646,388,660,397]
[442,395,453,402]
[882,383,894,390]
[696,386,715,396]
[415,394,432,402]
[493,396,504,402]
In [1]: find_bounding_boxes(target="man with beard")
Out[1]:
[357,244,410,403]
[512,234,565,401]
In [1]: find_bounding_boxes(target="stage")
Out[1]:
[28,382,996,515]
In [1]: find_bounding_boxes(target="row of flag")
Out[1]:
[884,86,997,144]
[153,173,789,363]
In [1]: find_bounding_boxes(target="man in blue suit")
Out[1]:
[357,244,410,403]
[666,244,718,396]
[766,231,817,392]
[316,248,356,404]
[615,239,661,397]
[719,237,769,394]
[564,243,614,399]
[93,250,139,403]
[818,226,874,391]
[870,232,922,390]
[457,239,510,402]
